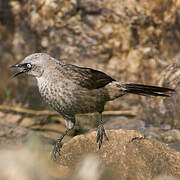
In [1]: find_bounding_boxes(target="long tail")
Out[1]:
[123,83,175,97]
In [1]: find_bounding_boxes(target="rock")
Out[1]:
[153,175,179,180]
[169,142,180,152]
[0,121,28,146]
[143,126,163,141]
[1,0,180,163]
[104,116,145,132]
[140,55,180,128]
[0,119,53,148]
[0,114,66,148]
[0,0,179,111]
[0,115,179,180]
[161,129,180,143]
[76,113,99,132]
[160,124,172,131]
[2,113,22,124]
[56,129,180,180]
[0,133,61,180]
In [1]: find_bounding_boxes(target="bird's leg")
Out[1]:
[51,128,69,161]
[51,119,75,161]
[96,112,108,149]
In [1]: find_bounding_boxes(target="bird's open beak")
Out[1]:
[10,63,26,77]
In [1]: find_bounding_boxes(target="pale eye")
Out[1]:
[26,63,32,69]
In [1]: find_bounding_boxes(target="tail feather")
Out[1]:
[123,83,175,97]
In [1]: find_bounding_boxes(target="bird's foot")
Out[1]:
[51,138,63,161]
[96,125,108,149]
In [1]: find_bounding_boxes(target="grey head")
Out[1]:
[10,53,60,78]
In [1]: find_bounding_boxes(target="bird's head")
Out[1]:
[10,53,57,78]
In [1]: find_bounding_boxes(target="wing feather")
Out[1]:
[62,64,115,89]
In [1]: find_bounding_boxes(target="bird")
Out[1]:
[10,53,175,161]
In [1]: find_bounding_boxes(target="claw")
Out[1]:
[104,131,109,141]
[96,128,100,143]
[51,151,57,161]
[51,139,63,161]
[96,125,108,149]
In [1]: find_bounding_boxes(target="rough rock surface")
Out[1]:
[0,1,180,178]
[0,121,28,146]
[140,54,180,128]
[0,111,70,147]
[0,113,179,179]
[56,129,180,180]
[1,0,179,111]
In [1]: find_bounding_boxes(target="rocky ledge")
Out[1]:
[56,129,180,180]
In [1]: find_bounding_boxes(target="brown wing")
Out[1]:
[64,64,115,89]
